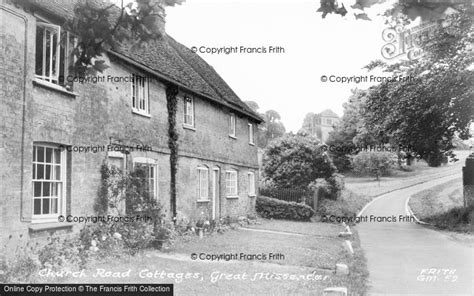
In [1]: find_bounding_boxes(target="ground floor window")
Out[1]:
[248,172,256,196]
[198,167,209,200]
[32,144,64,220]
[133,158,158,200]
[225,170,238,197]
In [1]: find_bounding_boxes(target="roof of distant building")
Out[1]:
[319,109,339,118]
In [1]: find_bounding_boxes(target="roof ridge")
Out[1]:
[165,36,261,120]
[165,36,228,102]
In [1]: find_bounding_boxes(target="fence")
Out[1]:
[259,187,311,204]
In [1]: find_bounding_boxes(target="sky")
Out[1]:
[165,0,402,132]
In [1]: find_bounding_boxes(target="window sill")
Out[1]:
[183,124,196,131]
[33,78,77,97]
[229,135,237,140]
[28,222,73,233]
[226,195,239,199]
[132,110,151,118]
[197,199,210,203]
[248,194,257,197]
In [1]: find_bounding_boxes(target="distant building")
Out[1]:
[300,109,339,143]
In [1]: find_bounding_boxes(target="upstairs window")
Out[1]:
[184,97,194,127]
[131,74,149,116]
[35,22,75,87]
[229,113,236,137]
[248,123,254,145]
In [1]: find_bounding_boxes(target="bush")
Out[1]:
[79,219,155,256]
[262,133,336,190]
[0,243,40,283]
[328,173,345,197]
[308,173,345,200]
[1,233,87,283]
[317,190,372,222]
[424,205,474,233]
[38,233,87,271]
[256,196,315,221]
[350,151,396,180]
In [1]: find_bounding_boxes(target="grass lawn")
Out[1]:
[245,218,342,236]
[340,150,468,207]
[409,178,463,219]
[345,158,463,198]
[35,219,369,295]
[314,151,470,225]
[317,189,372,219]
[409,178,473,233]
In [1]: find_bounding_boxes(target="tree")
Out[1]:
[351,151,396,180]
[244,101,286,148]
[262,133,336,190]
[299,113,323,140]
[60,0,185,77]
[317,0,472,22]
[262,110,286,145]
[244,101,260,112]
[325,89,378,171]
[363,11,473,166]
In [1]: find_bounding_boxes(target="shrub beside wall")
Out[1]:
[308,173,345,200]
[256,196,315,221]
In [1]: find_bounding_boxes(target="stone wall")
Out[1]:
[463,153,474,207]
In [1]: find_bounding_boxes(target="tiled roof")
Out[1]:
[319,109,339,118]
[24,0,262,122]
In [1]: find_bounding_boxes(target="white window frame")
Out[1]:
[35,22,61,84]
[225,170,238,197]
[248,123,254,145]
[131,74,150,116]
[229,113,236,138]
[248,172,256,196]
[133,157,158,200]
[32,143,66,223]
[197,167,209,201]
[183,96,194,127]
[108,151,126,172]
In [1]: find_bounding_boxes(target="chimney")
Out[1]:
[153,2,167,36]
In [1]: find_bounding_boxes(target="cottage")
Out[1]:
[0,0,262,246]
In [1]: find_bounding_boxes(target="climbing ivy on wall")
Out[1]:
[95,163,127,215]
[166,85,179,218]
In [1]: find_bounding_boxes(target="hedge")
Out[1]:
[256,196,315,221]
